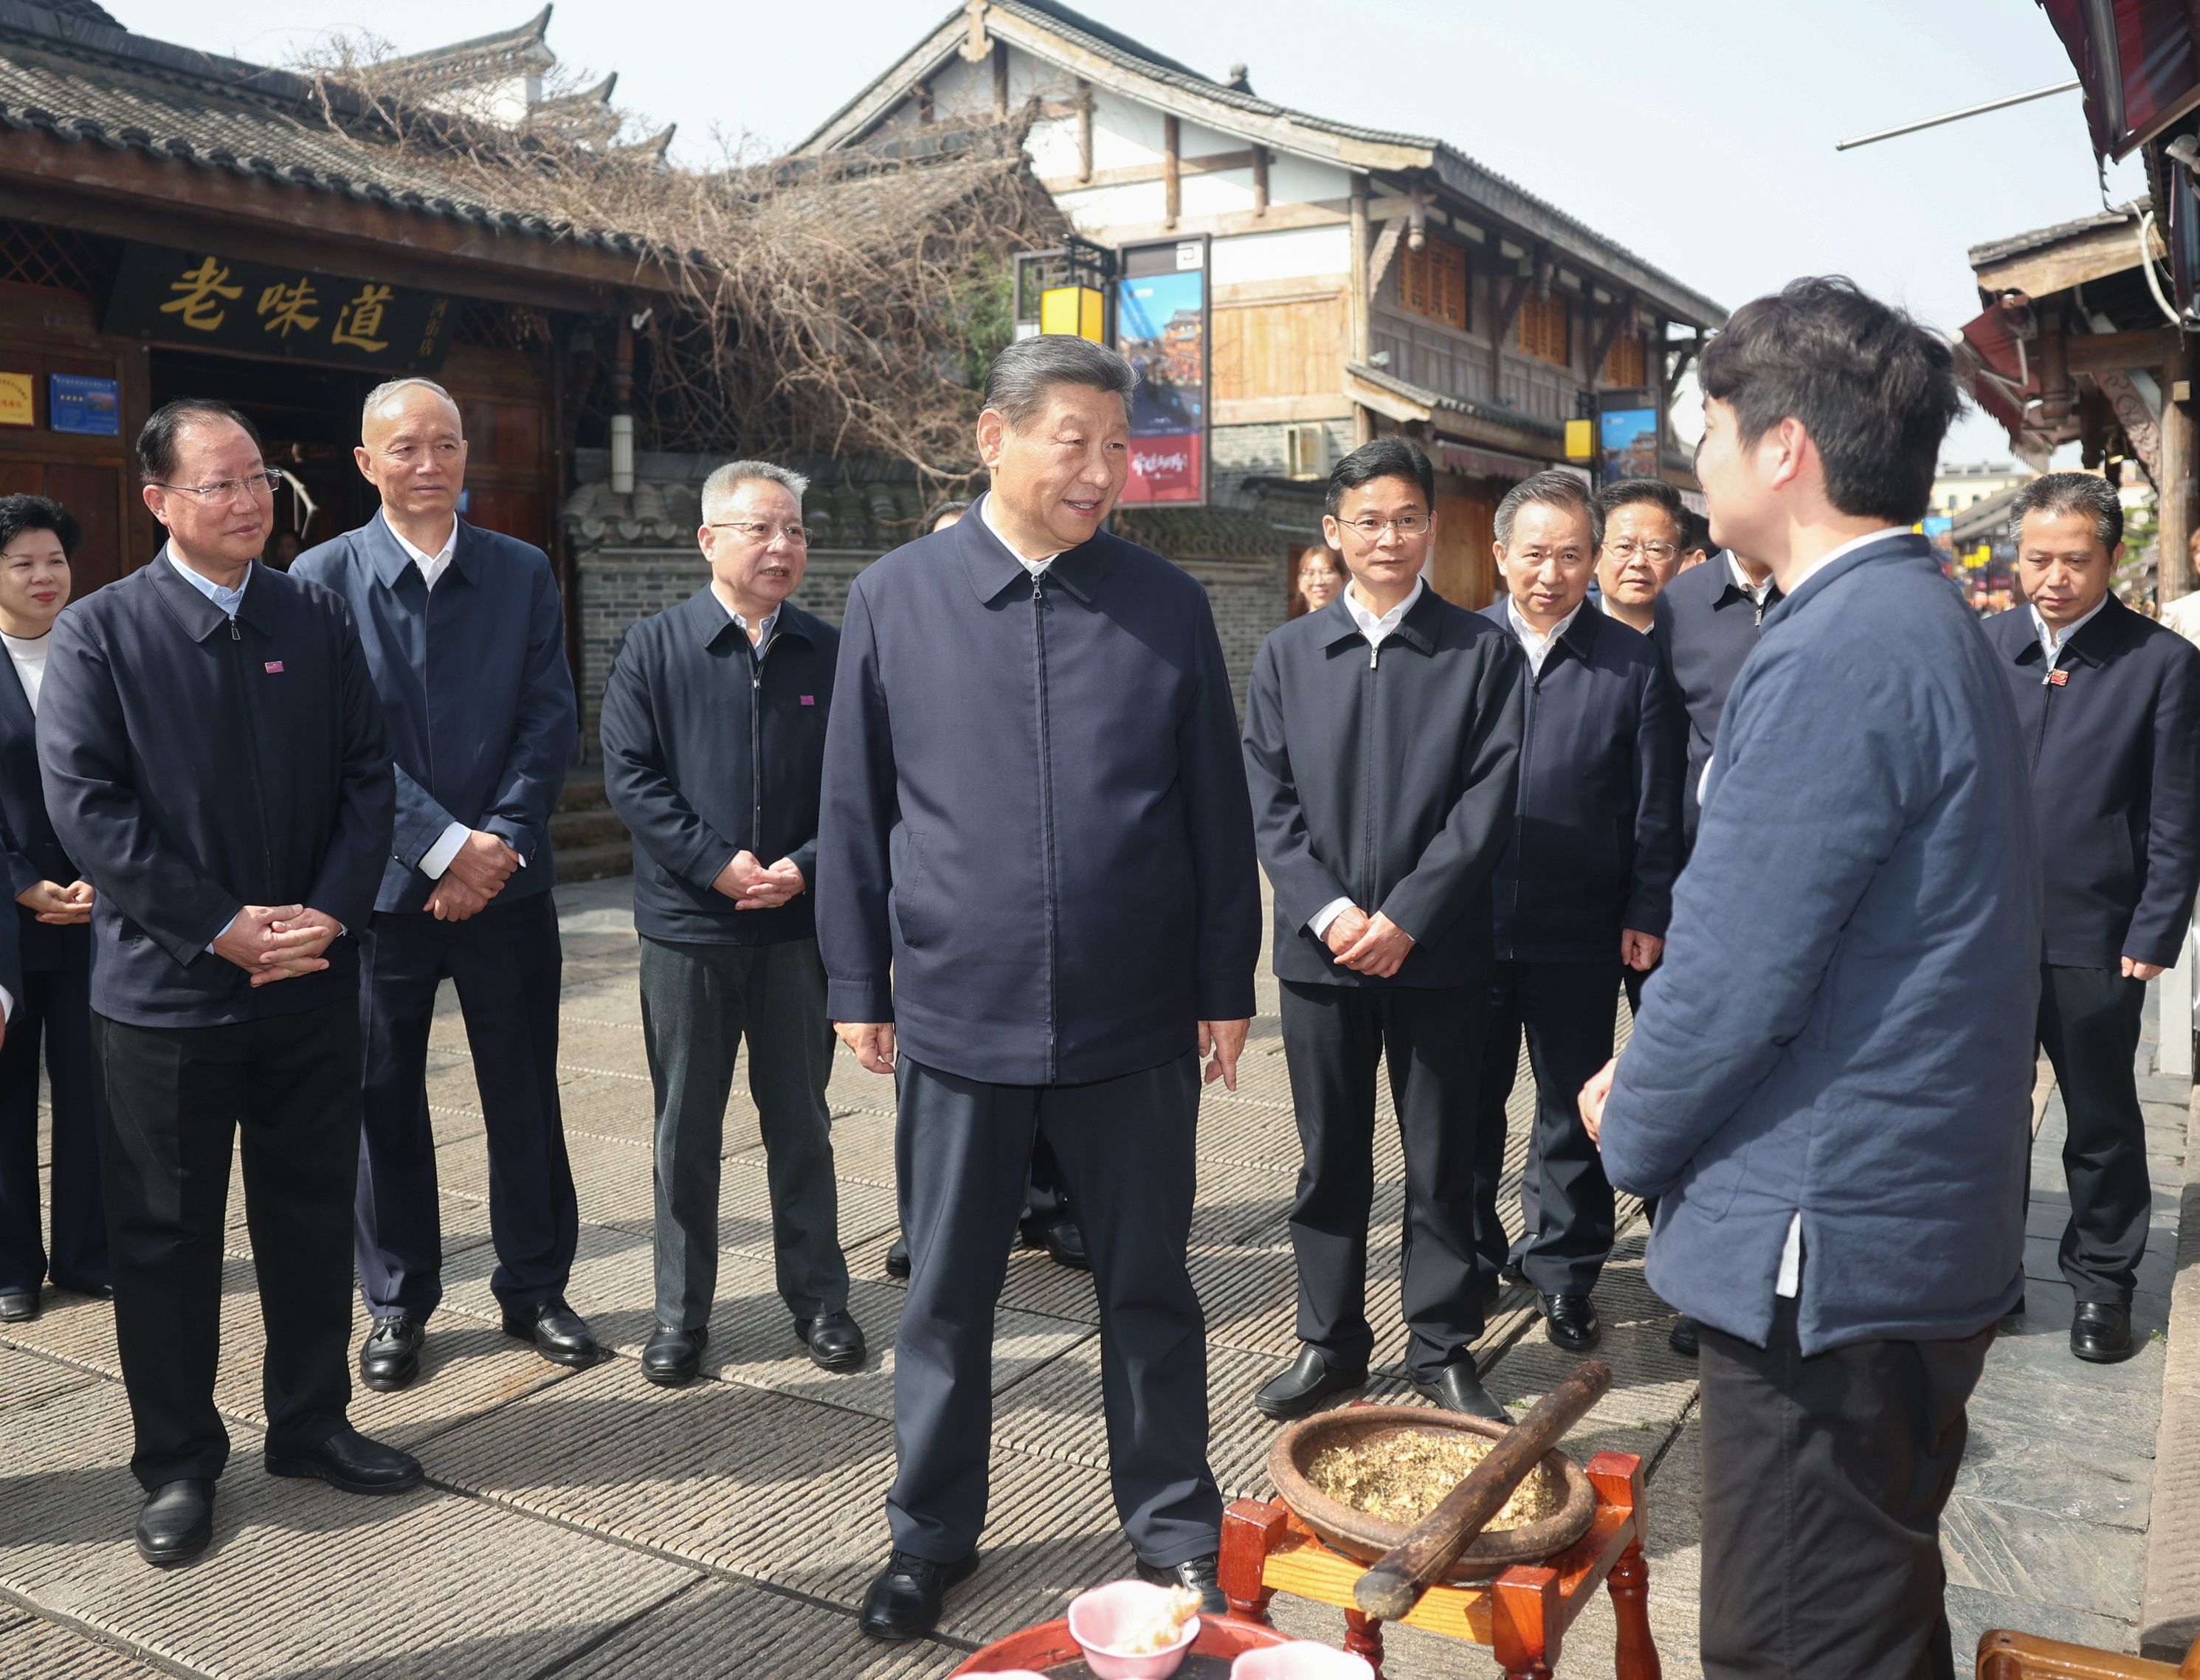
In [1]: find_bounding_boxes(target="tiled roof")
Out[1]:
[1968,202,2142,269]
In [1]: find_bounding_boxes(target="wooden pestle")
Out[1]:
[1351,1360,1613,1622]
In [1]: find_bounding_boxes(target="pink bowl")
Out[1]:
[1064,1580,1202,1679]
[1230,1645,1376,1680]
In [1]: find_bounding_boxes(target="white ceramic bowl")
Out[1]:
[1064,1580,1202,1679]
[1230,1642,1376,1680]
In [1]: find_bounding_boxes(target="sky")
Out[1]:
[106,0,2153,464]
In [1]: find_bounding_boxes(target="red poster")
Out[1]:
[1125,432,1203,503]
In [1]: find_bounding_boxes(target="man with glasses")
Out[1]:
[1593,477,1686,637]
[601,460,862,1389]
[292,378,587,1393]
[40,398,414,1567]
[1241,436,1523,1422]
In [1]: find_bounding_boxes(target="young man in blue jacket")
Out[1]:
[601,460,863,1389]
[1984,472,2200,1363]
[292,379,587,1392]
[1241,437,1522,1424]
[1582,279,2038,1680]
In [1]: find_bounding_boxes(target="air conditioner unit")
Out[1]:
[1285,422,1330,481]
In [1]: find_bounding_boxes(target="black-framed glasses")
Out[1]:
[154,471,282,503]
[706,519,810,547]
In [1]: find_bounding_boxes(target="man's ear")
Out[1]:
[976,408,1007,470]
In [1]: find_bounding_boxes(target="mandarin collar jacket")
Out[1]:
[291,516,576,915]
[601,587,837,947]
[0,643,85,972]
[1652,555,1781,846]
[1982,594,2200,970]
[37,551,394,1028]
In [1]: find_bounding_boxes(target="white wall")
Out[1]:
[1211,225,1351,287]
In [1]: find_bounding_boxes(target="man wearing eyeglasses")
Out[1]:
[39,398,412,1568]
[601,460,863,1389]
[1593,477,1686,639]
[291,378,586,1394]
[1241,436,1523,1423]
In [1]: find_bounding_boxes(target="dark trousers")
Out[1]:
[891,1053,1218,1566]
[94,999,361,1490]
[354,891,576,1321]
[637,934,848,1327]
[2035,964,2151,1302]
[1277,979,1486,1382]
[1699,1293,1993,1680]
[0,964,107,1295]
[1472,961,1621,1296]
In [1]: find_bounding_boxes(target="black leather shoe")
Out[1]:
[266,1425,421,1495]
[1499,1259,1525,1287]
[1137,1552,1227,1616]
[502,1296,600,1368]
[885,1237,911,1279]
[1252,1348,1367,1420]
[1039,1220,1089,1271]
[794,1310,867,1372]
[55,1278,112,1299]
[859,1547,978,1640]
[1668,1314,1700,1358]
[0,1289,36,1322]
[135,1478,213,1568]
[1412,1361,1509,1421]
[642,1324,707,1387]
[359,1316,425,1393]
[2071,1301,2134,1363]
[1542,1293,1601,1352]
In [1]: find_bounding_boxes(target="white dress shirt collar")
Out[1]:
[716,586,779,649]
[1342,575,1424,646]
[1506,595,1585,677]
[1779,525,1908,599]
[1727,549,1777,606]
[2031,596,2109,669]
[977,491,1063,577]
[167,550,249,617]
[381,509,459,590]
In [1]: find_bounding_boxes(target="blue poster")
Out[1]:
[49,373,120,437]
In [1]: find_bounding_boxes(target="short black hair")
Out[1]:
[1494,468,1596,546]
[923,498,972,533]
[1325,437,1433,517]
[1596,477,1683,535]
[137,398,263,485]
[1699,276,1961,526]
[1677,508,1714,556]
[0,494,80,559]
[2013,471,2122,553]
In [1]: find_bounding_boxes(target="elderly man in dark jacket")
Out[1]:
[819,336,1261,1642]
[40,398,415,1570]
[1583,280,2038,1680]
[1241,437,1521,1425]
[601,459,862,1389]
[1984,471,2200,1363]
[292,378,586,1393]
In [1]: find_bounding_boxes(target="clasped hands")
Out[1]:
[714,849,804,912]
[1322,905,1414,978]
[213,904,343,988]
[16,878,93,925]
[425,830,523,921]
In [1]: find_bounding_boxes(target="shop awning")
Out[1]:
[2036,0,2200,159]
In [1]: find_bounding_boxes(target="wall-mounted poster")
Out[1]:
[49,373,119,437]
[0,372,31,427]
[1115,236,1209,506]
[1596,389,1660,485]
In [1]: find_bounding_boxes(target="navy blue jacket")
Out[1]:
[37,553,395,1028]
[816,505,1261,1086]
[1243,586,1523,988]
[601,589,836,946]
[1983,597,2200,971]
[1479,604,1683,964]
[292,516,575,914]
[1602,533,2038,1354]
[0,646,87,972]
[1653,556,1781,844]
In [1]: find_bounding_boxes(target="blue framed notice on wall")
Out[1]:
[49,373,120,437]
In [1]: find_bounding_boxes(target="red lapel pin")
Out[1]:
[2047,668,2068,685]
[263,660,284,674]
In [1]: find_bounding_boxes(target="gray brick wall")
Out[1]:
[1211,418,1356,485]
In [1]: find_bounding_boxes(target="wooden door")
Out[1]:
[1429,488,1496,609]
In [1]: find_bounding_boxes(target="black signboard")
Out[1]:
[104,243,458,373]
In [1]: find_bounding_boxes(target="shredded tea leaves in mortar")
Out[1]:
[1306,1430,1562,1528]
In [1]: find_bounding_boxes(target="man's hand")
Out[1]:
[443,831,521,903]
[18,879,92,925]
[1338,913,1415,978]
[1323,906,1370,958]
[213,904,339,986]
[734,857,805,912]
[1579,1056,1618,1148]
[1621,930,1664,972]
[835,1021,897,1074]
[2123,955,2167,981]
[424,875,491,922]
[1199,1018,1249,1090]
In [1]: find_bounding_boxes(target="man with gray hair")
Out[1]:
[819,334,1260,1639]
[601,459,863,1389]
[1985,471,2200,1363]
[292,377,587,1394]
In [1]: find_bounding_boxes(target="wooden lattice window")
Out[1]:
[1398,238,1468,332]
[0,218,117,297]
[1517,289,1570,365]
[452,300,554,352]
[1602,328,1646,388]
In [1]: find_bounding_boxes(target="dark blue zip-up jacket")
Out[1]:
[816,505,1261,1086]
[291,516,575,914]
[0,649,86,972]
[1479,603,1683,964]
[1602,533,2038,1354]
[38,552,394,1028]
[1652,555,1781,845]
[601,588,836,946]
[1243,586,1523,987]
[1982,595,2200,970]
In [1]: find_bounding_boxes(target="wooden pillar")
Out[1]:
[1163,114,1181,229]
[2163,339,2196,604]
[991,38,1010,117]
[1252,145,1269,217]
[1075,79,1092,182]
[1350,171,1373,445]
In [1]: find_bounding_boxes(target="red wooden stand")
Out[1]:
[1217,1450,1660,1680]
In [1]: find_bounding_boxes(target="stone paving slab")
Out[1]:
[0,1611,181,1680]
[555,1576,955,1680]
